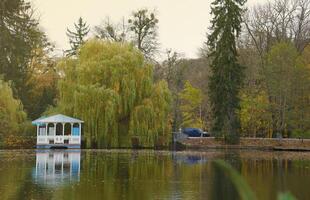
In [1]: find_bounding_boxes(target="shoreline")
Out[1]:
[179,137,310,151]
[1,148,310,162]
[2,137,310,152]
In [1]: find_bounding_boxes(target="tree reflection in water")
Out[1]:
[0,150,310,200]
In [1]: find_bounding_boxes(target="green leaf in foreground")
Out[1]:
[215,160,298,200]
[278,192,297,200]
[214,160,257,200]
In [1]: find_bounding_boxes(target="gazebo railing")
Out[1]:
[37,135,80,145]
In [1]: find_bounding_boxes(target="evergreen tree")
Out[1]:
[207,0,246,143]
[66,17,90,57]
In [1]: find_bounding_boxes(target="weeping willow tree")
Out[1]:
[0,79,27,145]
[54,40,171,148]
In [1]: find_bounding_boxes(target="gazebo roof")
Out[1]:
[32,114,84,124]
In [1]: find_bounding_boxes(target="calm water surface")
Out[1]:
[0,149,310,200]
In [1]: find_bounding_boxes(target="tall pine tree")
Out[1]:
[66,17,90,57]
[207,0,246,143]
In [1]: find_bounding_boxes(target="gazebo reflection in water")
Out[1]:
[33,150,81,186]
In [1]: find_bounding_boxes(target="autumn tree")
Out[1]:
[265,42,298,136]
[25,43,58,119]
[0,0,37,89]
[179,81,204,128]
[66,17,90,57]
[239,0,310,138]
[292,45,310,132]
[157,55,212,131]
[0,0,57,120]
[287,44,310,137]
[238,45,272,137]
[207,0,246,143]
[239,39,310,138]
[240,89,272,137]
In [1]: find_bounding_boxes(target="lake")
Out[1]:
[0,149,310,200]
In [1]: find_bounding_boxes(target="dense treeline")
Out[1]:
[0,0,309,148]
[0,0,58,119]
[238,0,310,138]
[240,42,310,138]
[0,0,57,147]
[162,0,310,139]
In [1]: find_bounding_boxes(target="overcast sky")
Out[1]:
[31,0,266,59]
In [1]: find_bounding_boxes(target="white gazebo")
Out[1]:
[32,114,83,149]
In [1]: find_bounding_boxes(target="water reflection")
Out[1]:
[0,150,310,200]
[33,150,80,186]
[172,152,208,165]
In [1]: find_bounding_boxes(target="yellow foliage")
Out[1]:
[240,89,272,137]
[179,81,204,129]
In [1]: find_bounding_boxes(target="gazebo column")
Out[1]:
[45,123,48,144]
[54,123,56,136]
[71,123,73,135]
[36,124,39,136]
[70,123,74,145]
[79,123,81,144]
[62,123,65,136]
[36,124,39,145]
[45,123,48,136]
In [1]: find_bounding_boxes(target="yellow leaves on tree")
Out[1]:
[240,89,272,137]
[179,81,204,129]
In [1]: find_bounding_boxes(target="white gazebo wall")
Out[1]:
[37,122,81,145]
